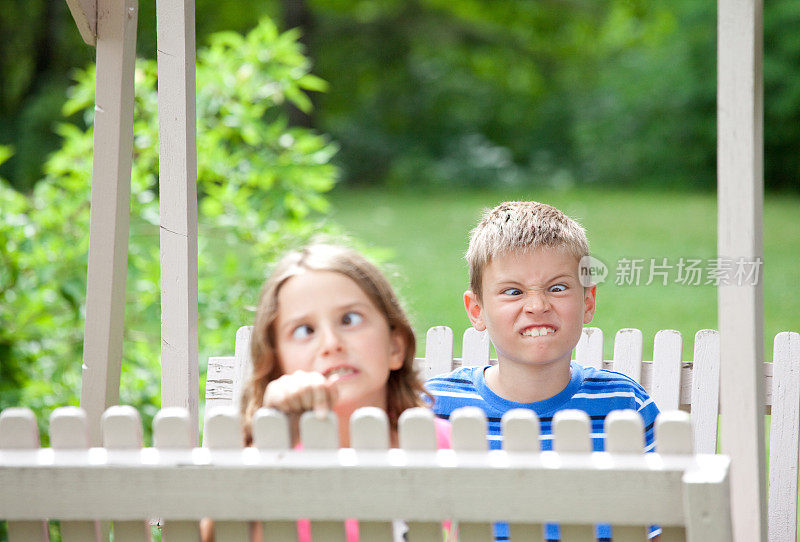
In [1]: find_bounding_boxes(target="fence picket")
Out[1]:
[253,408,290,450]
[299,412,346,541]
[154,408,199,542]
[451,408,492,540]
[205,407,248,541]
[768,332,800,542]
[350,407,390,450]
[652,330,683,410]
[399,408,441,539]
[613,329,644,383]
[232,326,254,414]
[575,327,604,370]
[50,408,101,542]
[691,331,720,454]
[605,410,644,454]
[1,408,50,542]
[102,406,151,542]
[204,406,243,449]
[655,411,693,456]
[461,327,490,367]
[102,406,143,449]
[503,410,544,542]
[451,407,488,451]
[252,412,292,540]
[553,410,594,540]
[350,408,393,541]
[205,356,236,413]
[655,411,692,542]
[398,408,437,450]
[299,411,339,449]
[0,407,40,449]
[553,410,592,454]
[154,408,194,449]
[605,411,648,542]
[423,326,454,380]
[502,409,540,453]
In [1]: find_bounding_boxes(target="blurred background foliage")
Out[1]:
[2,0,800,194]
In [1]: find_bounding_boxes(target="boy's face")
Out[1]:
[464,248,596,371]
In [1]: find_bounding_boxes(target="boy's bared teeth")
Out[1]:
[521,327,555,337]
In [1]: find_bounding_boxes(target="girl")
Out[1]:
[242,243,449,448]
[203,243,450,542]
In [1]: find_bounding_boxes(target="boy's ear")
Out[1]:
[388,329,406,371]
[464,290,487,331]
[583,285,597,324]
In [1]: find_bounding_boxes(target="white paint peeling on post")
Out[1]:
[157,0,199,446]
[80,0,138,446]
[718,0,767,540]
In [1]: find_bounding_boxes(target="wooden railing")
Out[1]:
[0,405,730,542]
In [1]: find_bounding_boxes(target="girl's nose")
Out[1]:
[319,324,344,355]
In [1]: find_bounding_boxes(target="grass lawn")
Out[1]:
[328,186,800,362]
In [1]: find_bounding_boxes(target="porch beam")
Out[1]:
[65,0,98,46]
[79,0,139,445]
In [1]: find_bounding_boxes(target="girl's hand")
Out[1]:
[263,370,340,418]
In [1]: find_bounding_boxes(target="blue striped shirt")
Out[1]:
[425,362,661,541]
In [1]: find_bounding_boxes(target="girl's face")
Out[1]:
[273,270,405,412]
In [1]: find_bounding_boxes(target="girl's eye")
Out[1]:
[501,288,522,296]
[342,311,363,326]
[292,324,313,339]
[549,284,567,293]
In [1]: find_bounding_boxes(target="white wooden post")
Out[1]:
[718,0,767,540]
[79,0,139,446]
[156,0,199,445]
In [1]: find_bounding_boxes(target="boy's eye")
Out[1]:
[501,288,522,296]
[292,324,313,339]
[548,284,567,293]
[342,311,363,326]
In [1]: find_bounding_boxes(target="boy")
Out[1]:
[425,201,660,541]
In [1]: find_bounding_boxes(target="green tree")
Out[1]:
[0,18,339,439]
[0,0,281,192]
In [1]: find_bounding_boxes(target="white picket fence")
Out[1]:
[206,325,800,542]
[0,403,730,542]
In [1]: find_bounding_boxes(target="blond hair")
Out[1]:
[466,201,590,299]
[241,243,428,445]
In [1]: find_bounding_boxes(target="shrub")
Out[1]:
[0,18,339,441]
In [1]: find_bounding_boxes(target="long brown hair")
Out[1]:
[241,244,429,444]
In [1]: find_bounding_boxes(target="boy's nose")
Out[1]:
[523,292,550,313]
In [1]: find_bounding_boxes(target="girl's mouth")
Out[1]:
[323,366,358,379]
[521,326,556,338]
